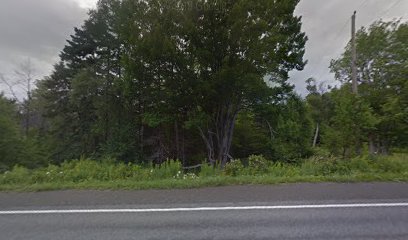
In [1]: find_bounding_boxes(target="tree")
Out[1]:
[305,78,334,148]
[0,94,22,170]
[33,0,307,167]
[116,0,307,166]
[231,85,313,163]
[259,93,313,162]
[175,0,307,167]
[0,94,47,170]
[36,0,125,162]
[0,59,37,136]
[330,20,408,154]
[323,86,377,157]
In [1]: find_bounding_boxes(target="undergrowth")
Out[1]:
[1,153,407,191]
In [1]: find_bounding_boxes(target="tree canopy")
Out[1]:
[1,3,407,171]
[330,20,408,154]
[25,0,308,167]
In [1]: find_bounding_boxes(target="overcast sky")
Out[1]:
[1,0,407,97]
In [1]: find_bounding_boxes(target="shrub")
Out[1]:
[300,155,351,176]
[268,162,300,177]
[200,163,220,177]
[31,165,62,183]
[1,165,31,184]
[247,155,269,175]
[174,172,199,180]
[225,159,245,176]
[348,156,372,174]
[60,159,105,182]
[109,162,137,180]
[150,160,182,180]
[373,156,405,173]
[0,153,407,189]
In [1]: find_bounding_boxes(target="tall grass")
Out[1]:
[0,153,407,190]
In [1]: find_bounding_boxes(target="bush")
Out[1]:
[247,155,269,175]
[1,166,31,184]
[300,155,351,176]
[60,159,105,182]
[348,156,372,173]
[200,163,220,177]
[225,159,245,176]
[150,160,182,180]
[268,162,300,177]
[373,156,405,174]
[0,153,407,189]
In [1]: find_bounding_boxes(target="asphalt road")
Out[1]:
[1,183,408,240]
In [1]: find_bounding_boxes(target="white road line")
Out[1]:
[1,203,408,215]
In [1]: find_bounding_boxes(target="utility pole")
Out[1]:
[351,11,363,156]
[351,11,358,94]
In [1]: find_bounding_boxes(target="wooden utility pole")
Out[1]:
[352,11,364,156]
[351,11,358,94]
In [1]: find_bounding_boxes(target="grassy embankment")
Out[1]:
[1,153,407,192]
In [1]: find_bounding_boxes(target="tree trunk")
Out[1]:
[342,147,347,159]
[181,126,186,166]
[368,133,377,155]
[265,119,274,141]
[138,96,145,160]
[355,142,363,156]
[140,124,144,158]
[379,138,389,155]
[200,103,239,168]
[175,120,180,160]
[104,50,111,142]
[199,127,215,165]
[312,123,319,148]
[217,112,237,168]
[25,98,30,136]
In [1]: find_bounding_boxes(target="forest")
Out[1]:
[0,0,407,184]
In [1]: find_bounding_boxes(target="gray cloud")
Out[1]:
[290,0,408,95]
[0,0,407,97]
[0,0,87,97]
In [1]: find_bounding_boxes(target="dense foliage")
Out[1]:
[0,94,47,171]
[328,20,408,156]
[0,1,407,173]
[1,154,407,191]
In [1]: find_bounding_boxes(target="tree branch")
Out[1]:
[0,73,22,103]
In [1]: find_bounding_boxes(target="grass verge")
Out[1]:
[0,154,407,192]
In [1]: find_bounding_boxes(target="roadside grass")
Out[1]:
[1,153,407,192]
